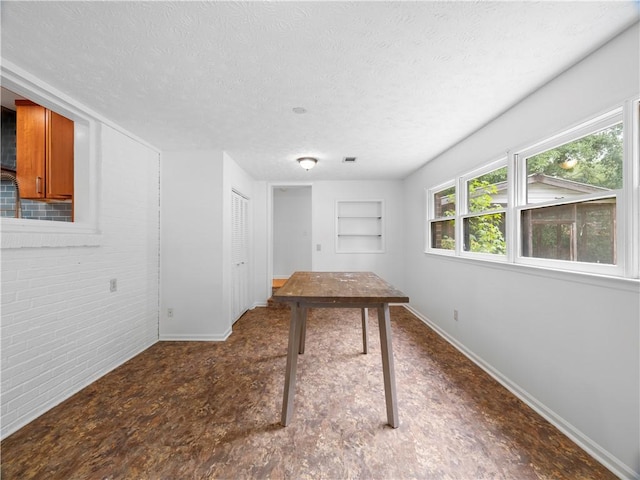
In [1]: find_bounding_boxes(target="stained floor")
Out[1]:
[1,306,614,479]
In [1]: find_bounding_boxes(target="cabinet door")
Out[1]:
[16,102,46,199]
[47,110,74,199]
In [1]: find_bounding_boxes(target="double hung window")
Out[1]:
[428,184,455,251]
[518,113,623,270]
[462,164,508,255]
[426,101,638,279]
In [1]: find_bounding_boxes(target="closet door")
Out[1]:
[231,190,250,323]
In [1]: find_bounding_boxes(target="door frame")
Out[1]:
[267,182,313,297]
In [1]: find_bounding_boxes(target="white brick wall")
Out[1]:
[1,125,160,439]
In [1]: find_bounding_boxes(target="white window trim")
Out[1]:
[515,108,623,206]
[515,108,625,277]
[625,98,640,278]
[515,192,623,277]
[1,59,158,249]
[425,99,639,281]
[425,181,456,255]
[1,61,101,248]
[458,158,508,260]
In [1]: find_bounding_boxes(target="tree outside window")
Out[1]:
[464,167,507,255]
[522,123,622,264]
[430,185,455,250]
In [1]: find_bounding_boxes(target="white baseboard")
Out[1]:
[159,328,231,342]
[402,304,638,480]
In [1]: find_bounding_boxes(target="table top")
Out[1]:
[272,271,409,305]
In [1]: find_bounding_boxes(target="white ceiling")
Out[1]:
[1,1,638,181]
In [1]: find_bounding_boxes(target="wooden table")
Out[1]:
[272,271,409,428]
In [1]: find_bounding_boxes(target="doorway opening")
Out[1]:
[269,184,312,296]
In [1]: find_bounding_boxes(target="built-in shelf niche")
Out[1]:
[335,199,384,253]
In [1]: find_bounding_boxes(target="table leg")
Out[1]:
[361,308,368,354]
[377,303,399,428]
[298,307,308,354]
[281,303,303,426]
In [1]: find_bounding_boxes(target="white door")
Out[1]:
[231,190,250,323]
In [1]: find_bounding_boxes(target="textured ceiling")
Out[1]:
[1,1,638,181]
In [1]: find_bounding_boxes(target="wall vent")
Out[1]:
[343,157,357,163]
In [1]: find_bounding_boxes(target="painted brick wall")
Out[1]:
[0,124,160,438]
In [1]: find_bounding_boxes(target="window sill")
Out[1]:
[1,218,102,249]
[425,250,640,293]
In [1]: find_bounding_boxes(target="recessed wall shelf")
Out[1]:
[335,200,384,253]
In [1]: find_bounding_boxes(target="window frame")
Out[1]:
[628,99,640,279]
[426,181,457,255]
[459,158,508,260]
[424,99,639,280]
[0,61,102,248]
[514,108,625,276]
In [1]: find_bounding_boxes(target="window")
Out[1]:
[1,63,100,248]
[524,123,622,204]
[521,199,616,263]
[462,165,507,255]
[428,184,455,251]
[518,113,623,269]
[425,100,638,280]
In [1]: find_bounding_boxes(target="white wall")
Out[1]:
[249,179,405,307]
[160,151,256,338]
[312,180,405,290]
[252,181,270,307]
[1,124,160,439]
[159,150,228,340]
[273,187,312,278]
[403,24,640,479]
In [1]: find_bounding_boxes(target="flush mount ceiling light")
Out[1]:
[297,157,317,170]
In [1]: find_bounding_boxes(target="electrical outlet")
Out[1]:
[110,278,117,292]
[168,308,174,318]
[453,309,459,321]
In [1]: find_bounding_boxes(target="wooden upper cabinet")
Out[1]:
[46,110,74,199]
[16,100,74,201]
[16,100,46,199]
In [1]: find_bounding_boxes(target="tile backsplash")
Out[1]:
[1,107,17,170]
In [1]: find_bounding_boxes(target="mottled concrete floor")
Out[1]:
[1,307,614,479]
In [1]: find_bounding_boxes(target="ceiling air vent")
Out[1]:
[342,157,357,163]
